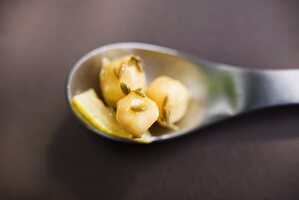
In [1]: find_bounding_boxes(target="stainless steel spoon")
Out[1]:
[66,43,299,143]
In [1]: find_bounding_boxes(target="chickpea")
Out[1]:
[100,55,146,107]
[116,86,159,137]
[146,76,190,129]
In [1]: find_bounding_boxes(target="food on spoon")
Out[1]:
[100,55,146,107]
[72,54,191,142]
[72,89,154,143]
[116,83,159,138]
[146,76,190,129]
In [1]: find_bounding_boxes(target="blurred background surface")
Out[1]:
[0,0,299,199]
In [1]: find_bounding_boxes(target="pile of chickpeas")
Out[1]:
[100,55,190,138]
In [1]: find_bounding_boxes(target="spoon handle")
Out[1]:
[240,69,299,112]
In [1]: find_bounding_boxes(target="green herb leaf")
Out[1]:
[114,68,120,80]
[135,88,142,92]
[129,56,144,72]
[131,105,147,112]
[133,88,145,97]
[120,82,131,95]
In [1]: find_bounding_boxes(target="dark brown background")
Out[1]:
[1,0,299,199]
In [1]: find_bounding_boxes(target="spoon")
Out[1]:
[66,43,299,143]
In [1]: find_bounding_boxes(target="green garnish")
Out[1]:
[133,88,145,97]
[114,68,120,80]
[120,82,131,95]
[130,105,147,112]
[129,56,144,72]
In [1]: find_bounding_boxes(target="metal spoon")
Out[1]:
[66,43,299,143]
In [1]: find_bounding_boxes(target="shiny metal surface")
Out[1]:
[66,43,299,143]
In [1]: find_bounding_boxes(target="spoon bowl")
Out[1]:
[66,43,299,143]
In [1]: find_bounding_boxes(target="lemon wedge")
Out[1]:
[72,89,133,139]
[71,89,154,143]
